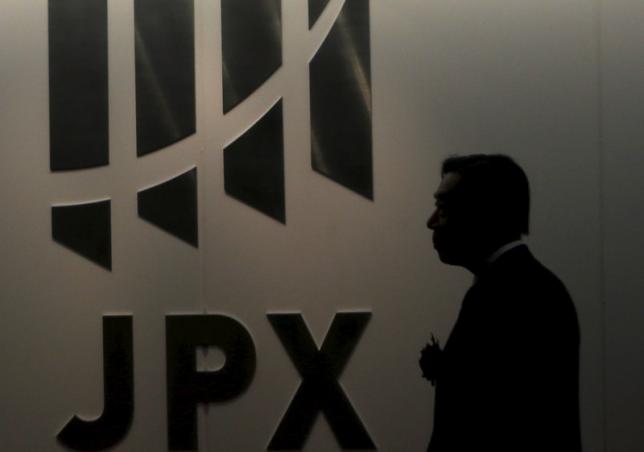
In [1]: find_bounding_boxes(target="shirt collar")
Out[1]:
[472,240,526,285]
[486,240,524,264]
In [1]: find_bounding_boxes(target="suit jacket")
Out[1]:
[428,245,581,452]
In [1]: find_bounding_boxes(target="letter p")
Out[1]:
[166,314,256,450]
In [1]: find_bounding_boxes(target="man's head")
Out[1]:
[427,154,530,271]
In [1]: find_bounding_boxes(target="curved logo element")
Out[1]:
[48,0,372,270]
[310,0,373,199]
[135,0,197,156]
[221,0,283,113]
[48,0,109,171]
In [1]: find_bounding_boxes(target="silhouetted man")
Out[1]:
[420,154,581,452]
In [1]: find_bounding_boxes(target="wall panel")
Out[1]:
[601,1,644,451]
[0,0,618,450]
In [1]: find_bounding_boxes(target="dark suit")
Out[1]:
[428,245,581,452]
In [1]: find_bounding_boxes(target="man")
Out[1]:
[420,154,581,451]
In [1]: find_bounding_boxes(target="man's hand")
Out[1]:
[419,334,442,386]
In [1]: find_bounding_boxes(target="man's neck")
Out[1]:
[465,237,523,275]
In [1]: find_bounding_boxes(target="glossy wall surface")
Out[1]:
[0,0,641,451]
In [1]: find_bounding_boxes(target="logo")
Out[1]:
[48,0,373,270]
[48,1,376,450]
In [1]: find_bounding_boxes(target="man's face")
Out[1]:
[427,172,478,266]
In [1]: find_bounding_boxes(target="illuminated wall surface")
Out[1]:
[1,0,643,451]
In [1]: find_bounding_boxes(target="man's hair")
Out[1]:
[441,154,530,236]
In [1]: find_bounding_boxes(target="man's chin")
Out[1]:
[435,249,460,266]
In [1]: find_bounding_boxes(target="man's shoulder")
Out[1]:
[481,246,574,307]
[479,246,579,339]
[491,246,564,283]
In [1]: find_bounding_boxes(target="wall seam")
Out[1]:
[593,0,608,450]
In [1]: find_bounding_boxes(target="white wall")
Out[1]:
[0,0,640,450]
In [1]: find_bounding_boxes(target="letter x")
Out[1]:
[267,312,375,450]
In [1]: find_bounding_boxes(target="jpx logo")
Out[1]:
[49,0,372,271]
[49,1,374,451]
